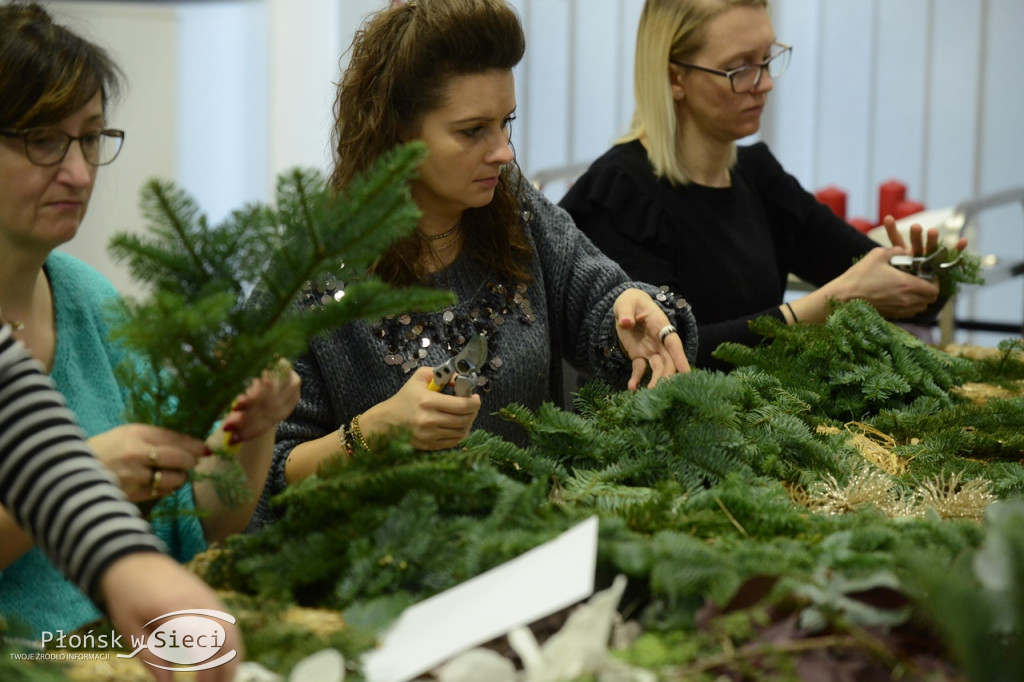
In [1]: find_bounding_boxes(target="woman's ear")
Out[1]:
[668,66,685,101]
[397,119,420,145]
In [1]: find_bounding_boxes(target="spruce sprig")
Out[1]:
[107,142,453,439]
[938,248,985,298]
[714,299,973,421]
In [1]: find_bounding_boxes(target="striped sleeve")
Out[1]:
[0,325,167,604]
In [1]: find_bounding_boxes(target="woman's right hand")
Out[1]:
[88,425,208,503]
[100,552,244,682]
[361,365,481,451]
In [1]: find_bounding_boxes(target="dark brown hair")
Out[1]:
[331,0,532,287]
[0,2,123,129]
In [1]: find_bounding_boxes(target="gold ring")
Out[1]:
[150,469,162,498]
[147,447,159,467]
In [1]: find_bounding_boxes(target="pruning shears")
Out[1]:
[427,333,488,397]
[889,246,962,282]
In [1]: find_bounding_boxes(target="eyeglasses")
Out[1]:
[0,127,125,167]
[671,43,792,94]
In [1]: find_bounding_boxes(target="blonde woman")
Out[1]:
[561,0,964,370]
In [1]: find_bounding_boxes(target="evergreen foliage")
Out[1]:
[107,142,453,440]
[903,500,1024,682]
[220,592,377,677]
[951,337,1024,386]
[199,300,1024,679]
[866,396,1024,497]
[937,247,985,298]
[713,299,973,421]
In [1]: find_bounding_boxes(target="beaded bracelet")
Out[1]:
[349,414,370,452]
[337,423,354,458]
[601,285,692,359]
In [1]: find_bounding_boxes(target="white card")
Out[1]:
[361,515,599,682]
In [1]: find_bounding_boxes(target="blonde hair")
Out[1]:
[620,0,768,185]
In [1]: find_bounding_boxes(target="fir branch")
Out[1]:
[902,500,1024,682]
[715,300,972,421]
[938,248,985,298]
[108,142,453,440]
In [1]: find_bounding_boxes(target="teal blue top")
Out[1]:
[0,251,206,637]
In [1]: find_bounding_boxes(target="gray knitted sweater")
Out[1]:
[250,184,696,529]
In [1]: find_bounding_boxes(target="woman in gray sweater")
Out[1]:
[252,0,699,528]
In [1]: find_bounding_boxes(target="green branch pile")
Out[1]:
[198,302,1024,679]
[714,299,972,421]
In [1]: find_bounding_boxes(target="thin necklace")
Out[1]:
[416,219,462,242]
[428,235,460,253]
[0,306,25,331]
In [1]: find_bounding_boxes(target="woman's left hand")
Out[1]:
[882,215,968,256]
[195,358,301,543]
[614,288,690,390]
[219,358,301,449]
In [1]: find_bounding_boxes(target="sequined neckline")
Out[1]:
[371,281,534,392]
[297,262,536,394]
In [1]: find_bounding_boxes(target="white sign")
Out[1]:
[362,516,600,682]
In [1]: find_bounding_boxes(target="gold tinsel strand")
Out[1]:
[807,421,996,521]
[805,467,898,516]
[815,422,908,475]
[915,470,996,521]
[798,465,995,522]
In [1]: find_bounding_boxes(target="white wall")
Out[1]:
[176,1,267,223]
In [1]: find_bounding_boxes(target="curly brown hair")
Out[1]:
[0,2,123,129]
[331,0,533,287]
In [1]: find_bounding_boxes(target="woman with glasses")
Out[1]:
[0,2,300,637]
[250,0,698,527]
[561,0,960,370]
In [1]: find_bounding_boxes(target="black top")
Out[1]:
[560,140,877,369]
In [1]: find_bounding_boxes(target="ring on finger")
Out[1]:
[147,446,159,467]
[150,468,163,498]
[658,324,678,343]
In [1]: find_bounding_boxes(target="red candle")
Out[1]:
[878,180,906,224]
[893,199,925,220]
[815,185,847,220]
[848,217,875,234]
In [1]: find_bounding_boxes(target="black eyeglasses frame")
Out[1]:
[0,127,126,167]
[670,43,792,94]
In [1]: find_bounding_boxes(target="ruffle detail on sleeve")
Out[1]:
[561,142,674,247]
